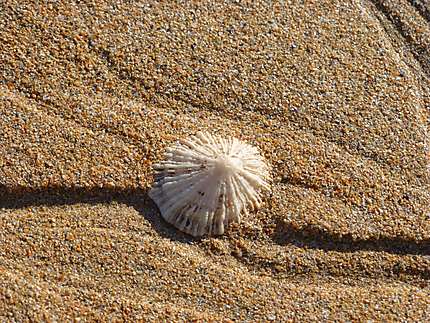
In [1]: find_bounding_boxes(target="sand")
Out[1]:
[0,0,429,321]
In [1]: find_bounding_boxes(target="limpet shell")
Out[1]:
[149,132,271,237]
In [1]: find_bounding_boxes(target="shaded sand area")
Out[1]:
[1,0,429,321]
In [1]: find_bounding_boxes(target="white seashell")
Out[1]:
[149,131,271,237]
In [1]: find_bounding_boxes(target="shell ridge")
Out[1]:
[170,145,213,161]
[159,169,208,192]
[159,171,213,219]
[225,176,241,224]
[229,175,248,223]
[181,137,218,157]
[234,174,261,209]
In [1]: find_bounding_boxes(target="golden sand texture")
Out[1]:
[0,0,429,321]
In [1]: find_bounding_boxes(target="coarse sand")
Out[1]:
[0,0,429,321]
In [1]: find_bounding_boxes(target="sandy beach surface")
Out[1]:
[1,0,429,321]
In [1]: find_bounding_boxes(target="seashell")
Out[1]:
[149,131,271,237]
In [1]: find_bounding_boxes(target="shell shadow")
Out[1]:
[0,184,199,244]
[273,219,430,256]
